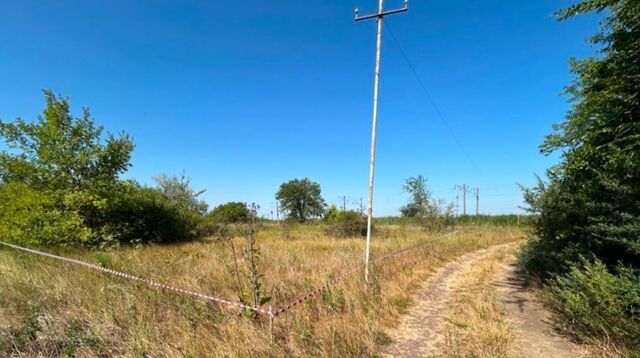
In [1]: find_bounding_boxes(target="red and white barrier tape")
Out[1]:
[1,230,460,320]
[272,230,459,317]
[0,241,269,316]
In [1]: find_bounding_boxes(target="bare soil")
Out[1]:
[494,261,586,357]
[382,243,585,357]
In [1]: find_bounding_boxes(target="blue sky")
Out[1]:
[0,1,600,216]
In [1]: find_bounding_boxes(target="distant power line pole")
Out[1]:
[474,188,480,216]
[454,185,462,217]
[339,195,347,211]
[355,0,408,283]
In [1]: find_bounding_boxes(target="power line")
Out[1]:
[383,21,485,179]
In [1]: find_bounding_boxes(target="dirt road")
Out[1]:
[382,243,584,357]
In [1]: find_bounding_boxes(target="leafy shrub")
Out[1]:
[0,183,91,247]
[325,210,368,238]
[99,183,204,244]
[550,259,640,350]
[209,202,250,224]
[323,205,339,222]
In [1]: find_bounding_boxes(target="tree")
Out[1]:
[0,91,202,246]
[0,90,134,246]
[0,90,133,191]
[275,178,326,222]
[522,0,640,274]
[153,173,208,214]
[400,175,432,218]
[520,3,640,347]
[209,202,250,223]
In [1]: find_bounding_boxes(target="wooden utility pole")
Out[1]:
[474,188,479,216]
[355,0,408,283]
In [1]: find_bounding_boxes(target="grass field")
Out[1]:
[0,224,523,357]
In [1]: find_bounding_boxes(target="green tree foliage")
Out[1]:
[0,90,133,191]
[209,202,250,224]
[521,1,639,350]
[153,173,208,214]
[0,91,133,246]
[324,205,339,222]
[400,175,432,218]
[0,183,90,247]
[0,91,204,246]
[522,0,640,273]
[100,181,203,244]
[400,176,453,222]
[275,178,326,222]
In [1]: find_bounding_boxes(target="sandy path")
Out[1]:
[494,262,585,357]
[382,244,509,357]
[383,243,583,358]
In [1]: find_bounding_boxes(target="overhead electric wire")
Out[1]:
[383,21,485,179]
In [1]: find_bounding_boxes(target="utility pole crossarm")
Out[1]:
[356,0,408,283]
[354,5,408,22]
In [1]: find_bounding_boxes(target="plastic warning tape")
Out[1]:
[0,241,269,316]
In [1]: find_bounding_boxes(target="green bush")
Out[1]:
[0,183,91,247]
[325,210,368,238]
[99,183,204,244]
[550,259,640,350]
[208,202,250,224]
[323,205,339,223]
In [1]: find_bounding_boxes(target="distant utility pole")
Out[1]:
[339,195,347,211]
[355,0,408,283]
[454,185,462,217]
[460,184,468,216]
[454,184,469,216]
[276,201,280,221]
[474,188,480,216]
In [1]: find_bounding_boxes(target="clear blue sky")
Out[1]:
[0,1,600,216]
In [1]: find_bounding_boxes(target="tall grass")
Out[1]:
[0,225,522,357]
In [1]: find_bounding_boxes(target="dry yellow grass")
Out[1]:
[441,245,519,358]
[0,224,522,357]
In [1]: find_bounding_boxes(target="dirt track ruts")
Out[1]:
[382,243,584,357]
